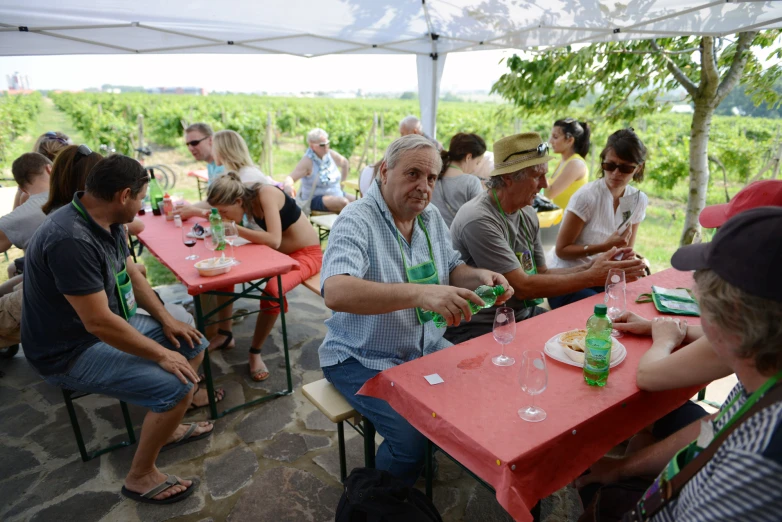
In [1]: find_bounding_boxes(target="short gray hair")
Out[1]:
[384,134,442,172]
[485,163,546,190]
[399,115,422,133]
[186,122,213,137]
[694,269,782,373]
[307,128,328,143]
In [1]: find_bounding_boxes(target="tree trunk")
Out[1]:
[681,100,714,246]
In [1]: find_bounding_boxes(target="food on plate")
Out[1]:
[559,329,586,352]
[196,256,231,269]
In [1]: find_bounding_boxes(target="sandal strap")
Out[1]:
[174,423,198,444]
[141,474,180,499]
[217,329,233,339]
[248,348,262,354]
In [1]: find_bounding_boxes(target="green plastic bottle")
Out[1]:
[148,169,164,216]
[432,285,505,328]
[209,208,226,251]
[583,304,613,387]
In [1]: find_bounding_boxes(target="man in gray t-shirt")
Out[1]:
[448,132,646,344]
[0,152,52,253]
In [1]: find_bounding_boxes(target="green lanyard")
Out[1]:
[492,189,533,254]
[713,370,782,439]
[395,215,439,325]
[70,201,137,320]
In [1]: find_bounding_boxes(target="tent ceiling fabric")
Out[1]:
[2,1,782,57]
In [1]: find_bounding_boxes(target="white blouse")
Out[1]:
[549,178,648,269]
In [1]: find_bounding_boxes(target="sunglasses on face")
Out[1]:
[73,144,93,165]
[186,136,209,147]
[502,142,549,163]
[602,162,638,175]
[317,142,329,148]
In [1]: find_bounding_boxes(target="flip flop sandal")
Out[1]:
[212,329,234,351]
[121,475,199,505]
[161,422,214,452]
[232,309,250,325]
[187,383,225,411]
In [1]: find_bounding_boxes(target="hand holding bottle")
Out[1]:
[418,285,483,327]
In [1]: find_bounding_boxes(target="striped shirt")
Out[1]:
[653,382,782,522]
[318,180,463,371]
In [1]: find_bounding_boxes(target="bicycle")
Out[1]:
[99,144,178,191]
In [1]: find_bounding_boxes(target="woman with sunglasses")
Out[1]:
[545,118,591,210]
[205,172,321,381]
[12,131,73,211]
[283,128,354,214]
[547,128,648,309]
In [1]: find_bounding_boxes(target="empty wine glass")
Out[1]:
[518,350,548,422]
[605,283,627,338]
[223,220,240,265]
[492,307,516,367]
[204,231,219,259]
[182,226,199,260]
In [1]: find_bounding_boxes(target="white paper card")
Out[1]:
[424,373,444,385]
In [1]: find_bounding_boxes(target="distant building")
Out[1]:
[670,104,694,114]
[6,72,29,90]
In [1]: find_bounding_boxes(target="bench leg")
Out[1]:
[363,417,376,469]
[337,421,347,482]
[120,401,137,444]
[63,390,90,462]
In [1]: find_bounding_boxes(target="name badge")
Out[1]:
[696,419,715,448]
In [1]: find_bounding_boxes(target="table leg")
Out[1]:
[363,417,376,468]
[194,295,219,420]
[278,275,293,394]
[425,439,434,500]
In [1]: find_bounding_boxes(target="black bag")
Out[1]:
[335,468,442,522]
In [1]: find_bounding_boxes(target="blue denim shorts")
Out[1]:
[44,307,208,413]
[310,195,329,212]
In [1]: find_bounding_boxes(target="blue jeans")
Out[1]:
[322,357,427,485]
[44,307,208,413]
[548,286,604,310]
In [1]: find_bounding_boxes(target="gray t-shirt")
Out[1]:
[450,190,545,326]
[430,175,483,228]
[0,191,48,250]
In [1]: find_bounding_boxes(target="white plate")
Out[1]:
[544,333,626,369]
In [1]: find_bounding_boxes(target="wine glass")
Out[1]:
[204,231,219,260]
[223,220,240,265]
[182,226,199,260]
[605,282,627,338]
[518,350,548,422]
[492,307,516,367]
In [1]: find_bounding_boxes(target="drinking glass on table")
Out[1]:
[605,269,627,338]
[518,350,548,422]
[223,220,240,265]
[182,226,199,260]
[492,307,516,367]
[204,232,219,259]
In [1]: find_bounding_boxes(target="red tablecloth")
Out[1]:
[360,268,703,522]
[136,213,299,295]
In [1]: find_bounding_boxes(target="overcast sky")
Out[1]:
[0,49,518,94]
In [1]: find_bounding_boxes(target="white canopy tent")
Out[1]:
[2,1,782,136]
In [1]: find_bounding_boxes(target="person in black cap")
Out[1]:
[576,207,782,520]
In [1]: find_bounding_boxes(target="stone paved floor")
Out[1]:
[0,284,583,522]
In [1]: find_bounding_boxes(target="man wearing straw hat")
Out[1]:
[448,132,646,344]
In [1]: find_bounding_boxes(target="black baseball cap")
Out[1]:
[671,207,782,302]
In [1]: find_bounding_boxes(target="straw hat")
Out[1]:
[490,132,554,177]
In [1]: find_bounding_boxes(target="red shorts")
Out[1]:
[260,245,322,315]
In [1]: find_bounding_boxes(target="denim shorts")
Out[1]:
[310,195,329,212]
[44,306,208,413]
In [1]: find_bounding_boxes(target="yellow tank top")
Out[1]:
[549,153,588,209]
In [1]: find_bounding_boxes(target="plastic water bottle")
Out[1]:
[432,285,505,328]
[583,304,613,387]
[209,208,226,251]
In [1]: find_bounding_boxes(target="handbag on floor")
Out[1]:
[335,468,442,522]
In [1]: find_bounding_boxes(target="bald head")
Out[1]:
[399,116,424,137]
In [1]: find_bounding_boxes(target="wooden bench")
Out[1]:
[302,378,375,481]
[302,273,321,296]
[310,212,338,242]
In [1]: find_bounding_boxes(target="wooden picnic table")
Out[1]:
[360,268,701,522]
[136,212,300,419]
